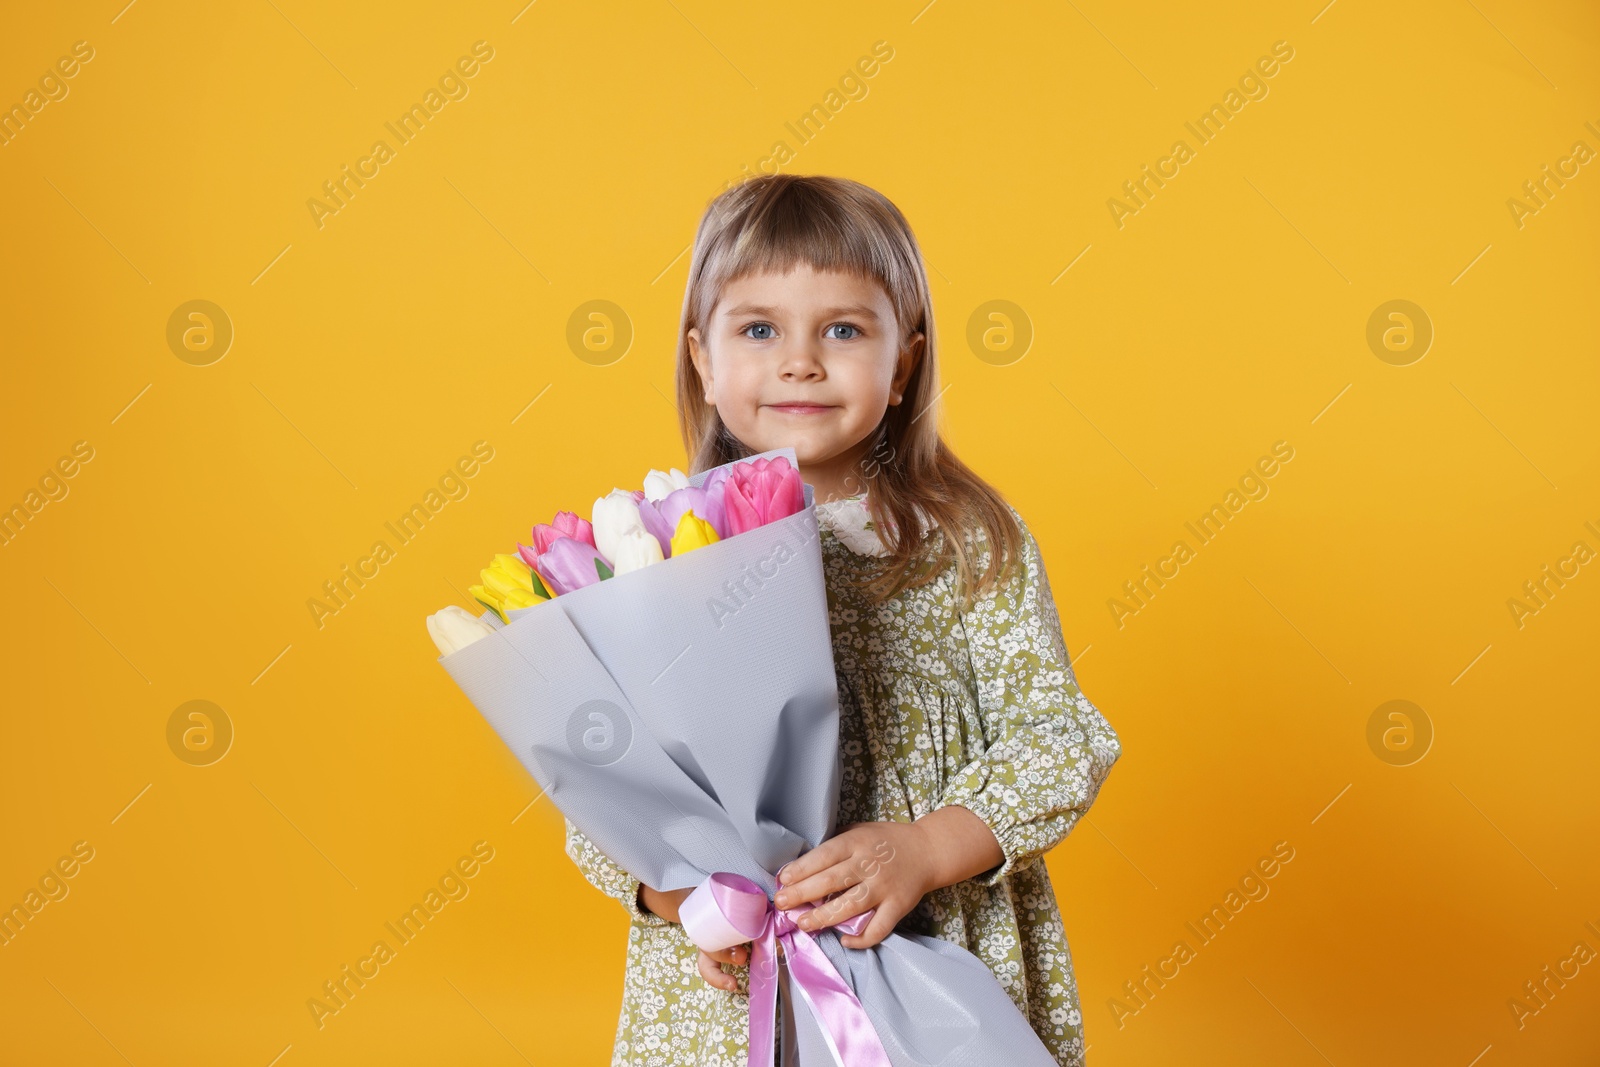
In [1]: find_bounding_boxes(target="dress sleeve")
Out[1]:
[934,507,1122,887]
[562,816,673,927]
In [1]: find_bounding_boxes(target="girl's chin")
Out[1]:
[764,439,853,468]
[730,417,871,466]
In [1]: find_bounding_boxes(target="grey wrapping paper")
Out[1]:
[439,446,1057,1066]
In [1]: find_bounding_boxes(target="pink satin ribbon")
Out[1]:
[679,872,892,1067]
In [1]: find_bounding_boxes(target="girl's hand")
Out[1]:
[772,820,939,950]
[698,941,752,993]
[640,883,753,994]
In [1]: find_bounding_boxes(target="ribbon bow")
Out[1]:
[679,871,892,1067]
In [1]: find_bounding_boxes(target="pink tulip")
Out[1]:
[723,456,805,537]
[535,537,612,595]
[531,511,595,556]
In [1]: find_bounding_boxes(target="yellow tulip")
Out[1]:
[468,584,506,623]
[473,554,549,622]
[669,509,720,556]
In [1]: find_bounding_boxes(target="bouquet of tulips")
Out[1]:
[426,453,803,655]
[427,447,1057,1067]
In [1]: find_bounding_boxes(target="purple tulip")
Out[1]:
[536,536,612,595]
[633,499,675,558]
[696,468,732,538]
[658,484,727,542]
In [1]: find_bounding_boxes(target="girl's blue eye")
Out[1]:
[741,322,860,341]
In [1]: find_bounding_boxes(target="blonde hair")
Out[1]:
[674,174,1024,610]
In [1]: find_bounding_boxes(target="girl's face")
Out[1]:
[688,264,923,504]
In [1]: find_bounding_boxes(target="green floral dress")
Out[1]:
[564,494,1122,1066]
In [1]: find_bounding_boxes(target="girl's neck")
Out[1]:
[800,439,878,506]
[805,473,869,507]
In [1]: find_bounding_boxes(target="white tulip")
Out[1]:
[642,467,690,503]
[592,490,646,565]
[609,525,665,574]
[426,605,496,656]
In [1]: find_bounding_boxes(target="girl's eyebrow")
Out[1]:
[723,303,882,320]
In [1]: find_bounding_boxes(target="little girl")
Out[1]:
[564,174,1122,1066]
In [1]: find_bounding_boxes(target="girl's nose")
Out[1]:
[778,343,825,379]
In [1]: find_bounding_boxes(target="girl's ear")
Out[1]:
[889,331,925,405]
[688,327,715,402]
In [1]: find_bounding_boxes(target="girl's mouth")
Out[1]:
[768,403,834,415]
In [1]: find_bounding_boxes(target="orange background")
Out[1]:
[2,1,1597,1064]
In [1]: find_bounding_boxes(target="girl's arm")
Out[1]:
[931,508,1123,887]
[565,819,753,993]
[638,884,690,921]
[774,508,1122,948]
[562,817,673,927]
